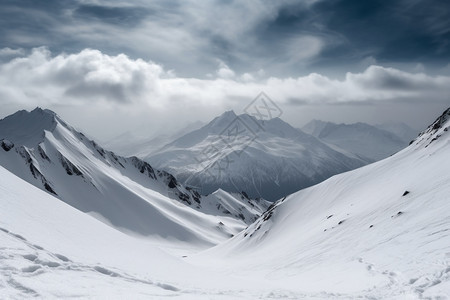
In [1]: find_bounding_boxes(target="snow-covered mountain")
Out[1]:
[0,108,268,247]
[303,120,409,161]
[146,111,367,201]
[200,107,450,298]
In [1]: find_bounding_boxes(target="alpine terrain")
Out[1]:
[0,107,449,298]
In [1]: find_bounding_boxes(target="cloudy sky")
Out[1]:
[0,0,449,140]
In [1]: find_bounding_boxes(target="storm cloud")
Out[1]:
[0,0,449,77]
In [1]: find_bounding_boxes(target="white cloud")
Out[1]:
[0,48,449,139]
[216,61,236,79]
[2,48,450,106]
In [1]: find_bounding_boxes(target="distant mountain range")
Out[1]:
[302,120,418,161]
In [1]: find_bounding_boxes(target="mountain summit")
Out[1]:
[0,107,59,147]
[146,112,367,200]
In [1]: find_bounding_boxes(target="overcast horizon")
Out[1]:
[0,0,449,141]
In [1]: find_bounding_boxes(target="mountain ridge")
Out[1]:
[0,107,269,247]
[302,119,410,161]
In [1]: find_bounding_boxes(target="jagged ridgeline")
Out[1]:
[0,108,269,246]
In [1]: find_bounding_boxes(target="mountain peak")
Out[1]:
[31,107,58,117]
[0,107,60,147]
[208,110,238,129]
[217,110,237,120]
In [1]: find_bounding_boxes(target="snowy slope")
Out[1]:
[198,107,450,298]
[0,165,278,299]
[146,111,366,201]
[0,163,346,299]
[303,120,408,161]
[0,164,187,298]
[0,108,268,247]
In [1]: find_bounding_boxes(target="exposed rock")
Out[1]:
[59,154,83,177]
[0,139,14,151]
[38,145,50,162]
[130,157,156,180]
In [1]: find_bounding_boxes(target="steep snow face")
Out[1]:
[0,108,268,248]
[303,120,408,161]
[198,107,450,298]
[146,111,366,201]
